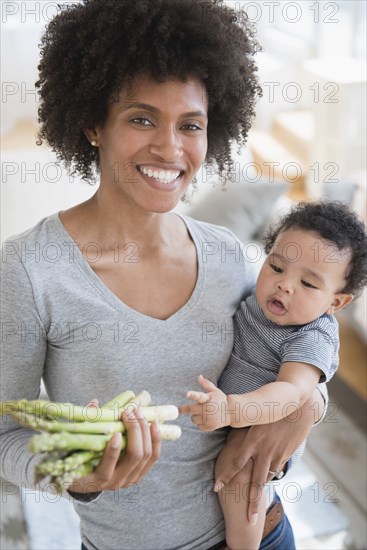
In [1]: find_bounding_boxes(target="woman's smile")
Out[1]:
[136,164,184,189]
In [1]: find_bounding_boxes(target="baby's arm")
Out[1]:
[228,361,322,427]
[181,363,321,430]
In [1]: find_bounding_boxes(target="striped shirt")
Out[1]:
[219,293,339,395]
[218,294,339,465]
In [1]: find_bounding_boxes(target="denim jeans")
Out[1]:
[81,494,296,550]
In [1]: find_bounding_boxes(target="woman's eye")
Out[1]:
[181,123,202,131]
[302,280,318,289]
[270,263,282,273]
[131,117,153,126]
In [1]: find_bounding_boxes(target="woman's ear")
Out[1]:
[84,128,99,147]
[326,293,354,315]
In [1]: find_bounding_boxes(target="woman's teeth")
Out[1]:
[139,166,181,184]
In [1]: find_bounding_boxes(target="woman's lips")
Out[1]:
[267,299,287,316]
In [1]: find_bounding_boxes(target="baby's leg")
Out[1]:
[215,454,267,550]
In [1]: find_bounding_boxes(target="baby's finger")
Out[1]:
[178,403,203,415]
[186,390,210,404]
[189,413,204,426]
[198,374,218,392]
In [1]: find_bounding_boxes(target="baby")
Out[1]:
[181,201,367,550]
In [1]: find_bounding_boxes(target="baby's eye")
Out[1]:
[131,117,154,126]
[302,280,318,289]
[270,263,283,273]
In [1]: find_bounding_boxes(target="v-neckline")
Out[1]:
[52,212,205,324]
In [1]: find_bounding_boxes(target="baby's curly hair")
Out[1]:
[36,0,262,181]
[263,201,367,297]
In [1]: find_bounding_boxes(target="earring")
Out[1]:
[90,140,98,147]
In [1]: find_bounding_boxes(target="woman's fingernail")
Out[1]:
[111,433,122,449]
[251,513,258,525]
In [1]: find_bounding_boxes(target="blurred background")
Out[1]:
[1,1,366,549]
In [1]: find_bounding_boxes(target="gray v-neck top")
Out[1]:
[1,212,256,550]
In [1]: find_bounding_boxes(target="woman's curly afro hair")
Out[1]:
[36,0,262,182]
[263,201,367,298]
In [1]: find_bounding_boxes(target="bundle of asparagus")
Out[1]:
[1,390,181,491]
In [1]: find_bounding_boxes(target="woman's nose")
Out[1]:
[149,127,183,160]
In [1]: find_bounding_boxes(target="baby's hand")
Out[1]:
[179,375,230,431]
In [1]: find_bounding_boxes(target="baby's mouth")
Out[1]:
[267,299,287,315]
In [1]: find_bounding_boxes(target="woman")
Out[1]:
[1,1,325,549]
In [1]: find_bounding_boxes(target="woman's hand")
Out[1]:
[67,401,161,494]
[214,388,325,519]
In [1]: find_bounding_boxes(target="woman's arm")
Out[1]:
[1,244,47,487]
[1,245,161,494]
[214,387,325,519]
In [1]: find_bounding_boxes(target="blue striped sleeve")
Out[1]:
[281,323,339,382]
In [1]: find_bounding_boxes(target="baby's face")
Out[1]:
[256,229,353,326]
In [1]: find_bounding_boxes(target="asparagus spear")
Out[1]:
[2,400,178,423]
[29,432,127,453]
[101,390,135,410]
[29,423,181,453]
[12,413,126,434]
[156,424,181,440]
[36,451,103,476]
[14,413,181,439]
[1,399,123,422]
[126,390,151,408]
[53,460,100,492]
[103,390,151,412]
[36,456,68,477]
[1,400,111,421]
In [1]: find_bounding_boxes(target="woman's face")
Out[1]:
[90,74,208,213]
